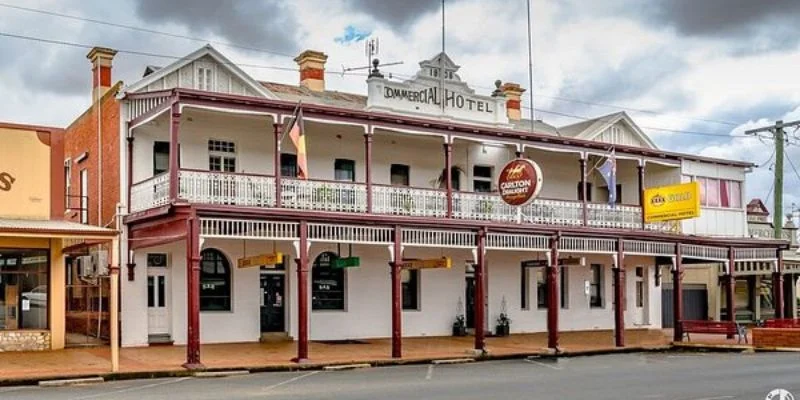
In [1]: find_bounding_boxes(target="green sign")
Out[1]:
[334,256,360,269]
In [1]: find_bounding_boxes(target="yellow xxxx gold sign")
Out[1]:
[643,182,701,223]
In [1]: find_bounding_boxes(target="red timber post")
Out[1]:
[547,234,560,350]
[637,161,645,229]
[579,157,588,226]
[774,249,784,319]
[184,213,203,369]
[444,140,453,218]
[725,247,736,338]
[364,128,373,213]
[474,228,487,352]
[391,225,403,358]
[673,244,684,342]
[273,123,283,208]
[613,238,625,347]
[169,102,181,202]
[294,221,310,362]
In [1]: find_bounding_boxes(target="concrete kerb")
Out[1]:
[0,343,792,388]
[38,377,104,387]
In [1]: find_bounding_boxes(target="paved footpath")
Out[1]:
[2,352,798,400]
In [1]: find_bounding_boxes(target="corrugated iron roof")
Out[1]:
[0,218,117,237]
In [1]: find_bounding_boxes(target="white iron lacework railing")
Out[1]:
[130,173,169,212]
[522,199,583,226]
[128,95,171,121]
[559,237,617,254]
[733,261,774,275]
[402,229,475,248]
[586,203,641,229]
[307,223,392,244]
[734,247,777,261]
[622,240,676,256]
[179,170,275,207]
[452,192,517,222]
[281,178,367,213]
[372,185,447,217]
[200,219,298,240]
[681,244,728,261]
[486,233,550,251]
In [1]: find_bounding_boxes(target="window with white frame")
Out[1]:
[696,177,742,208]
[473,165,493,192]
[64,160,71,209]
[197,66,213,91]
[208,140,236,172]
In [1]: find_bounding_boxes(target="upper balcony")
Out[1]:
[127,108,685,232]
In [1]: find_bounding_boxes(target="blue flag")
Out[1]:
[597,150,617,208]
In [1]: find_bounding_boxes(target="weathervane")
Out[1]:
[341,38,403,78]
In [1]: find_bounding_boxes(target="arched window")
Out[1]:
[200,249,231,311]
[312,251,345,311]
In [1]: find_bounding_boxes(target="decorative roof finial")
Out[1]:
[492,80,504,97]
[369,58,384,78]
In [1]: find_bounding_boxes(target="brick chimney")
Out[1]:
[294,50,328,92]
[500,82,526,121]
[87,47,117,102]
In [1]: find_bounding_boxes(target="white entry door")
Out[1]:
[147,269,170,335]
[632,266,648,326]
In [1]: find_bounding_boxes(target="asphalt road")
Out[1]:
[2,352,799,400]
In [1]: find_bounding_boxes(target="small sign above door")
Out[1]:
[238,252,283,268]
[399,257,452,270]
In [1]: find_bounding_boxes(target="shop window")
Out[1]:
[334,159,355,182]
[590,264,604,308]
[390,164,410,186]
[473,165,492,192]
[312,251,345,311]
[0,250,49,330]
[281,153,298,178]
[199,249,231,311]
[401,269,420,310]
[153,141,170,175]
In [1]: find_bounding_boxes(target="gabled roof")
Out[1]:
[558,111,658,149]
[122,44,276,98]
[747,198,770,216]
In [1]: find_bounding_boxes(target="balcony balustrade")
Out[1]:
[128,169,672,232]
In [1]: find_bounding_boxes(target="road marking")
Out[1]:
[70,377,191,400]
[425,365,434,380]
[262,370,321,392]
[689,396,735,400]
[524,358,563,370]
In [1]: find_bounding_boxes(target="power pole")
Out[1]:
[746,119,800,238]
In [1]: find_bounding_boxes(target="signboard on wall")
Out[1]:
[498,158,543,206]
[399,257,452,270]
[0,127,51,219]
[237,252,283,268]
[643,182,701,223]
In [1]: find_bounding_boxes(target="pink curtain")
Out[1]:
[720,180,729,208]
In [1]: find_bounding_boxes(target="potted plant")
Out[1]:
[495,296,511,337]
[495,313,511,337]
[452,314,467,337]
[452,297,467,336]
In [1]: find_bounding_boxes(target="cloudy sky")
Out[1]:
[1,0,799,218]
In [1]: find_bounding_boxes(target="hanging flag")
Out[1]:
[597,149,617,208]
[284,106,308,179]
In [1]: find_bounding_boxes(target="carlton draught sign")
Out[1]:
[498,158,543,206]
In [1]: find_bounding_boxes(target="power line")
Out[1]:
[0,2,751,129]
[0,2,297,59]
[785,148,800,185]
[755,149,776,168]
[0,30,764,141]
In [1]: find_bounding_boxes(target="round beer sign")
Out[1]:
[498,158,543,206]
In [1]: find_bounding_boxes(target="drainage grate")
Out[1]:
[314,339,370,345]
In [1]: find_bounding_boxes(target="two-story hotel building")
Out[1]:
[75,44,788,367]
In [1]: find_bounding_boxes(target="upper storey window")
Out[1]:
[697,177,741,209]
[197,65,213,91]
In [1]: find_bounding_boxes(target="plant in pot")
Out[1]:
[495,296,511,337]
[452,297,467,336]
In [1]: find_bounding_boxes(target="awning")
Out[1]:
[0,218,117,240]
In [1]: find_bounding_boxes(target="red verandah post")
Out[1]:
[391,225,402,358]
[184,214,202,369]
[613,238,625,347]
[673,244,684,342]
[294,221,309,362]
[474,228,486,352]
[547,235,559,350]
